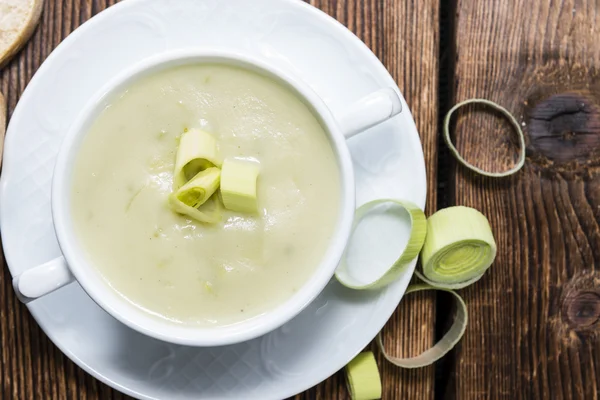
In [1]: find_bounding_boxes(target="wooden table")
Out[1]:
[1,0,599,398]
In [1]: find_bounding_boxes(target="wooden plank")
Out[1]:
[0,0,439,398]
[447,0,600,398]
[377,0,439,398]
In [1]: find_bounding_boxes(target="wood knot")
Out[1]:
[562,291,600,329]
[527,92,600,164]
[558,272,600,335]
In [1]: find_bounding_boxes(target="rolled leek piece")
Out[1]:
[220,158,260,213]
[417,206,497,289]
[376,284,467,368]
[335,199,427,289]
[169,167,222,224]
[173,129,221,189]
[172,167,221,208]
[345,352,382,400]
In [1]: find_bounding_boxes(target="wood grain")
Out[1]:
[0,0,439,399]
[0,92,5,165]
[446,0,600,398]
[377,0,439,399]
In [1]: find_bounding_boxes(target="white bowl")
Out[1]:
[12,49,402,347]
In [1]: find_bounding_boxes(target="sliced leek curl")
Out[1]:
[335,199,427,289]
[443,98,525,177]
[417,206,497,289]
[345,352,382,400]
[173,167,221,208]
[173,129,221,190]
[169,167,222,224]
[220,158,260,214]
[376,284,467,368]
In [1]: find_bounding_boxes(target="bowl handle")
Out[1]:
[12,256,74,303]
[337,88,403,139]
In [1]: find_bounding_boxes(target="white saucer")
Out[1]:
[0,0,426,398]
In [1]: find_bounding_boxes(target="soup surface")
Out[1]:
[71,64,341,326]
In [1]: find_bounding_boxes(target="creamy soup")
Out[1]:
[71,64,341,326]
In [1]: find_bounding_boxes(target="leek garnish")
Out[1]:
[173,129,221,189]
[219,158,260,214]
[345,352,382,400]
[443,98,525,177]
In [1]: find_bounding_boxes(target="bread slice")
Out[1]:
[0,0,44,68]
[0,92,6,165]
